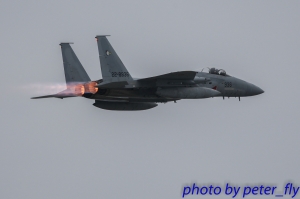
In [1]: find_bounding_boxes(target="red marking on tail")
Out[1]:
[212,86,217,90]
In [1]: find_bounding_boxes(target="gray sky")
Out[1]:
[1,0,300,198]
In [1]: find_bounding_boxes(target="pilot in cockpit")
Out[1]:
[209,67,219,74]
[209,68,226,76]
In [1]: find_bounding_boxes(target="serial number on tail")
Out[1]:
[111,72,130,77]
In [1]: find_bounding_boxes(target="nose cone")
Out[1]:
[246,84,264,96]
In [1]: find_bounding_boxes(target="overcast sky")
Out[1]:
[1,0,300,199]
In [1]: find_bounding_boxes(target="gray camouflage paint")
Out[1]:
[32,36,264,110]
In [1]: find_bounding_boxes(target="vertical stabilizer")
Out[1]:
[95,36,133,83]
[60,43,91,83]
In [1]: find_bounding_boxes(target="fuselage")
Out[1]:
[195,72,264,97]
[83,71,264,102]
[32,37,264,111]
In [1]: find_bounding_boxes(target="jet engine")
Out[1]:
[68,81,99,96]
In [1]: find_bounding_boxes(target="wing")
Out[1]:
[136,71,198,87]
[138,71,197,82]
[95,71,198,89]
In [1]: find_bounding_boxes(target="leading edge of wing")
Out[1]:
[137,71,197,82]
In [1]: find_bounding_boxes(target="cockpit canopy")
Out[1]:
[208,68,227,76]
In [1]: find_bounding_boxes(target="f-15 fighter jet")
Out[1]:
[31,35,264,111]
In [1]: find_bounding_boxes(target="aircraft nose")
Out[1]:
[246,84,264,96]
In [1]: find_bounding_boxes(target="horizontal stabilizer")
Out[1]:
[31,94,76,99]
[31,94,60,99]
[31,89,78,99]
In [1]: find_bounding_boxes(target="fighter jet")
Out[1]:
[31,35,264,111]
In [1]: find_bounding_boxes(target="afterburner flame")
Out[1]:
[84,81,98,94]
[66,81,98,96]
[25,81,99,97]
[74,84,85,96]
[23,83,67,96]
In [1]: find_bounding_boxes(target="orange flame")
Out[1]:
[65,81,98,96]
[24,81,99,97]
[74,84,85,96]
[84,81,98,94]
